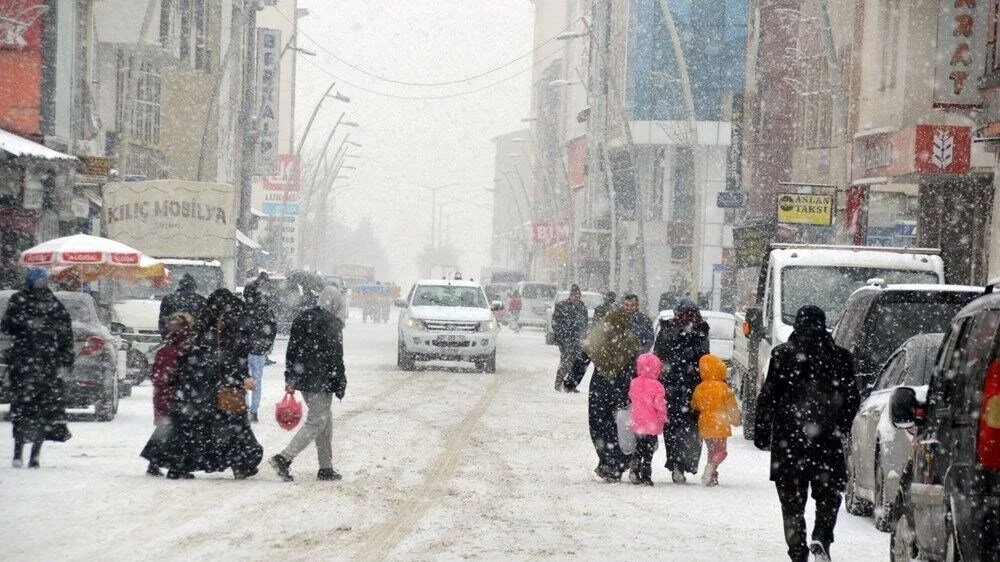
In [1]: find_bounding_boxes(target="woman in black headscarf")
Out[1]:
[142,289,262,479]
[654,297,710,483]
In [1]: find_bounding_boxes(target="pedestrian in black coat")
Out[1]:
[622,294,655,352]
[1,269,74,468]
[654,297,710,482]
[270,287,347,482]
[158,273,207,336]
[142,289,262,479]
[243,278,277,420]
[754,305,860,562]
[552,284,590,392]
[593,291,617,322]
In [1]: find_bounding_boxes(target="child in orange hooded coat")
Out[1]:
[691,353,741,486]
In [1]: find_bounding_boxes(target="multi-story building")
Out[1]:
[490,128,533,273]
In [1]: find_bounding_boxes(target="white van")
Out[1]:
[516,281,559,328]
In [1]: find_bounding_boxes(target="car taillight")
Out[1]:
[977,359,1000,470]
[80,336,106,356]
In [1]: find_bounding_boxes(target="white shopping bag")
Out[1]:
[616,407,636,455]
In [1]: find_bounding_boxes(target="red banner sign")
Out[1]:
[914,125,971,174]
[533,219,571,244]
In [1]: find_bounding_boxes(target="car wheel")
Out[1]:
[845,450,874,516]
[127,349,149,386]
[118,380,132,399]
[95,377,118,422]
[890,505,919,562]
[945,515,963,562]
[476,351,496,374]
[545,332,554,345]
[397,340,415,371]
[873,457,893,532]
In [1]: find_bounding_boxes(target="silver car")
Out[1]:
[845,332,943,532]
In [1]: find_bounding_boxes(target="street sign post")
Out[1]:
[716,190,748,209]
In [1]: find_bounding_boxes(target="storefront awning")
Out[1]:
[236,229,262,250]
[0,128,76,161]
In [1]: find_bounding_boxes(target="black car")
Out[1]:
[832,282,981,397]
[888,282,1000,561]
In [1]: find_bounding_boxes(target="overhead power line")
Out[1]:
[275,6,582,88]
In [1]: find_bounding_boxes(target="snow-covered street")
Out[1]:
[1,313,889,561]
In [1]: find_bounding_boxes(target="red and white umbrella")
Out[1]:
[21,234,142,267]
[19,234,169,286]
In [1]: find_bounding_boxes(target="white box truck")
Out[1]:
[732,244,945,440]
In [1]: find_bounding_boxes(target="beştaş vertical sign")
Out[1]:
[255,28,281,175]
[934,0,987,107]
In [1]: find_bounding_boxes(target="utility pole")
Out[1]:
[659,0,702,303]
[237,0,259,280]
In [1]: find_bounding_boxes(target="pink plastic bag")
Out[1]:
[275,392,302,431]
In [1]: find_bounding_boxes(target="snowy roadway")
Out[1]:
[1,312,889,561]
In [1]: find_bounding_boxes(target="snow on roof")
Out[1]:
[0,128,76,161]
[236,229,262,250]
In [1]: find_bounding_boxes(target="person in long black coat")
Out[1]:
[654,297,710,483]
[243,278,277,421]
[142,289,262,479]
[158,273,207,336]
[1,268,74,468]
[753,305,860,562]
[270,286,346,482]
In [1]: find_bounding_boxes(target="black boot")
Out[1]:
[233,467,259,480]
[27,441,41,468]
[166,470,195,479]
[317,468,342,481]
[269,454,293,482]
[146,463,163,477]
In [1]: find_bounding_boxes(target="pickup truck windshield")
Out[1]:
[412,285,488,308]
[780,266,939,325]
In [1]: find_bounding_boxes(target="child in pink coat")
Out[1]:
[629,352,667,486]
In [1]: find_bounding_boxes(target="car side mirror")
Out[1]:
[110,322,126,336]
[743,307,762,337]
[491,301,504,311]
[394,299,408,308]
[890,387,920,429]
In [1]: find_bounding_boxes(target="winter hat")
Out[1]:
[636,352,662,379]
[605,291,617,304]
[570,284,581,295]
[793,305,827,332]
[675,296,698,313]
[318,286,349,324]
[26,268,48,288]
[179,273,197,292]
[699,354,728,381]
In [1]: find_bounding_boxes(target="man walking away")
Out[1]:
[593,291,617,322]
[270,286,347,482]
[243,280,277,423]
[158,273,206,336]
[551,284,589,392]
[754,305,860,562]
[2,268,74,468]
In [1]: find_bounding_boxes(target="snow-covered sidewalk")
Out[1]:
[0,318,888,561]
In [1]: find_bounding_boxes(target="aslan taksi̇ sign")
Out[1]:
[255,28,281,175]
[776,193,833,226]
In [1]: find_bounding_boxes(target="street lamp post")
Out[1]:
[409,182,460,249]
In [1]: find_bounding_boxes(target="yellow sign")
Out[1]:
[776,193,833,226]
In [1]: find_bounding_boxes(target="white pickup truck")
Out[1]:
[732,244,945,440]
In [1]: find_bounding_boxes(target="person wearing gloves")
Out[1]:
[270,286,347,482]
[628,353,667,486]
[691,353,741,487]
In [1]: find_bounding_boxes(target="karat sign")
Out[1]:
[776,193,834,226]
[934,0,987,107]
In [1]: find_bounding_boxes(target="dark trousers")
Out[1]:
[588,371,630,476]
[775,476,843,562]
[561,348,590,390]
[633,435,657,481]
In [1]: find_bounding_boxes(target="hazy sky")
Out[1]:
[291,1,536,284]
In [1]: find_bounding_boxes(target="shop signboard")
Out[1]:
[852,124,972,179]
[934,0,988,107]
[255,28,281,175]
[776,193,833,226]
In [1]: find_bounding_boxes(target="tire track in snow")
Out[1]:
[352,372,515,562]
[336,371,419,423]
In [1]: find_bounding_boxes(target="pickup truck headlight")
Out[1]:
[407,317,425,330]
[480,319,497,331]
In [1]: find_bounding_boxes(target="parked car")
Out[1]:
[396,279,500,372]
[845,332,944,532]
[832,282,981,396]
[654,309,737,362]
[515,281,559,329]
[888,282,1000,561]
[544,290,604,345]
[0,290,126,421]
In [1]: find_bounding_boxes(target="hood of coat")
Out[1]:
[319,286,348,323]
[636,352,662,379]
[699,353,727,382]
